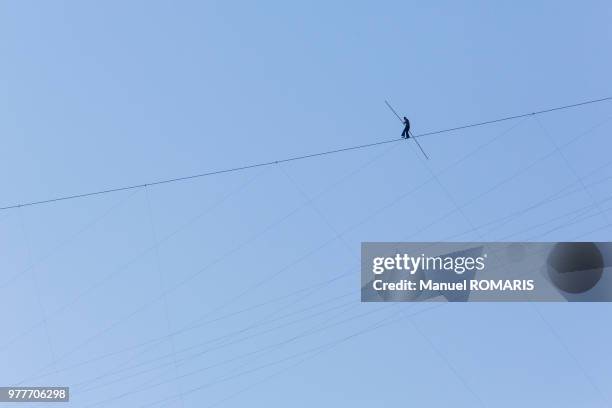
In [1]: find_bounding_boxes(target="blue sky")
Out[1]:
[1,1,612,407]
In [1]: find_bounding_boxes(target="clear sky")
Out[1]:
[1,1,612,407]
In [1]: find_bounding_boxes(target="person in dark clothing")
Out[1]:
[401,117,411,138]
